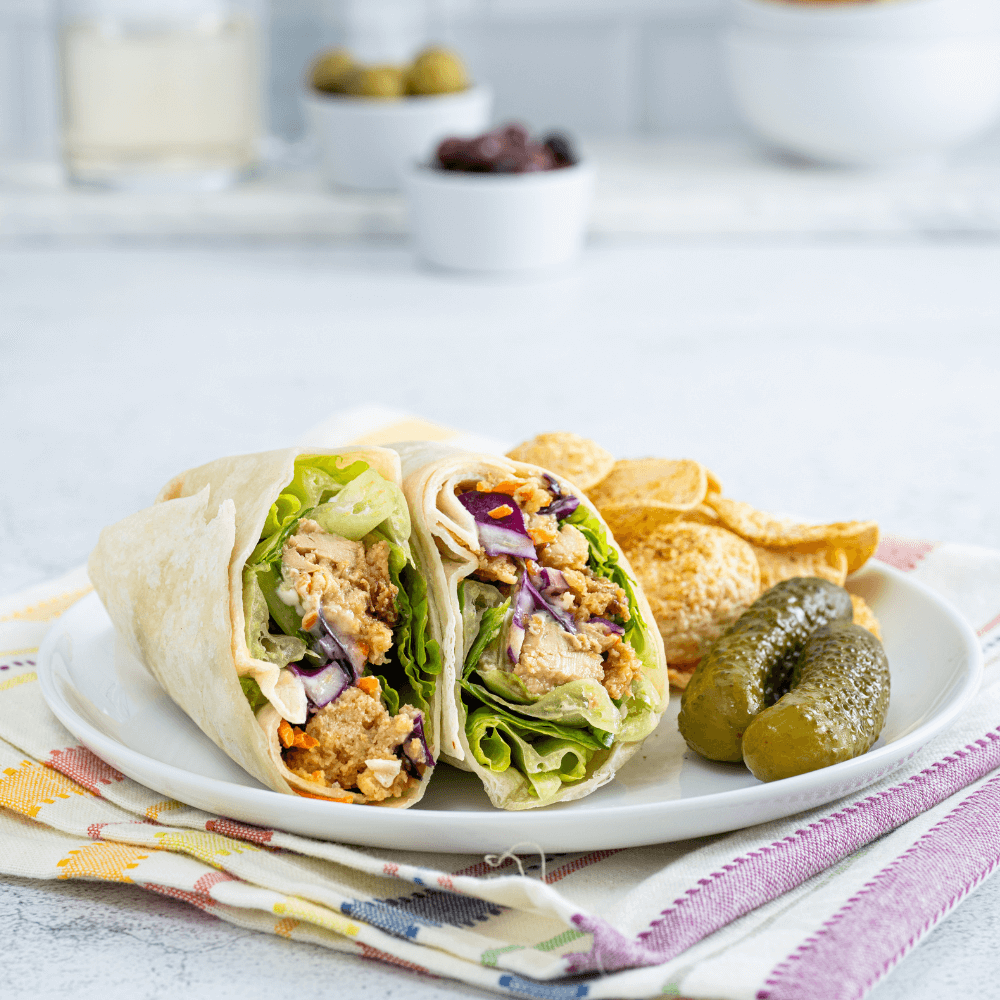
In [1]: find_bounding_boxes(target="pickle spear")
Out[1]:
[742,622,890,782]
[678,578,853,762]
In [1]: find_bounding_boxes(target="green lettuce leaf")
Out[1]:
[463,600,511,681]
[240,676,270,715]
[459,580,504,665]
[382,555,442,715]
[473,672,622,736]
[312,468,411,555]
[618,674,660,742]
[565,503,648,658]
[461,681,609,750]
[466,706,594,799]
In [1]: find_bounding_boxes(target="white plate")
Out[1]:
[38,564,981,853]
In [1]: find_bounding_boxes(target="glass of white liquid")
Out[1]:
[59,0,262,190]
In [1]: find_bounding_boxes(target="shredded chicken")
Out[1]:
[538,524,590,571]
[515,614,605,696]
[278,519,398,665]
[602,639,642,700]
[561,568,630,622]
[285,687,419,802]
[475,552,519,585]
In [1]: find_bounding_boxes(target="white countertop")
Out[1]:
[4,135,1000,239]
[3,237,1000,998]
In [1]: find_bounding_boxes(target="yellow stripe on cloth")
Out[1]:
[153,830,260,864]
[145,799,184,822]
[0,586,93,623]
[1,758,92,817]
[274,917,300,938]
[0,672,37,692]
[56,841,151,882]
[273,896,361,937]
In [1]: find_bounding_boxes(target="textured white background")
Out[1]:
[3,238,1000,997]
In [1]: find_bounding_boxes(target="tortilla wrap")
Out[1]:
[88,446,439,807]
[394,442,667,811]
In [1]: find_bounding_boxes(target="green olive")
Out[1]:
[344,64,406,100]
[406,46,468,95]
[310,48,355,94]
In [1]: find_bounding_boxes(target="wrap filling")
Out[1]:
[240,455,440,803]
[455,472,658,801]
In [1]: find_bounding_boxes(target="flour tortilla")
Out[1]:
[88,446,437,806]
[394,442,667,811]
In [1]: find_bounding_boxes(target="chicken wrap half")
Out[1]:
[88,447,441,806]
[396,443,667,810]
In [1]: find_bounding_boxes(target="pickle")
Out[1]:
[677,578,853,762]
[742,622,890,782]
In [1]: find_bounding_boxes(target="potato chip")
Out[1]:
[678,504,720,527]
[595,501,688,543]
[668,665,698,691]
[506,432,615,491]
[705,469,723,496]
[588,458,709,540]
[623,522,760,665]
[753,544,848,591]
[589,458,707,509]
[705,495,879,574]
[851,594,882,641]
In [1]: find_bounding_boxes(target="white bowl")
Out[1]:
[725,29,1000,166]
[403,161,594,273]
[731,0,1000,40]
[304,85,492,191]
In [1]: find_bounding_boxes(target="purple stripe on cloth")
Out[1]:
[564,730,1000,975]
[759,771,1000,1000]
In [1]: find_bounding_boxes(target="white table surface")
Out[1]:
[2,237,1000,999]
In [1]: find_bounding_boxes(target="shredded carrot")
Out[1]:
[277,718,295,748]
[293,731,319,750]
[358,676,380,697]
[490,480,524,496]
[488,504,514,519]
[294,788,354,802]
[528,527,557,545]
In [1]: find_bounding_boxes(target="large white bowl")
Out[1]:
[304,85,492,191]
[403,160,595,273]
[731,0,1000,40]
[725,29,1000,166]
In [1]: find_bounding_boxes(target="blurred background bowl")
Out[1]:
[403,160,594,273]
[304,84,492,191]
[726,0,1000,167]
[731,0,1000,39]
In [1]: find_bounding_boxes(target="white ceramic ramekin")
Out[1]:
[725,0,1000,167]
[304,85,492,191]
[403,161,595,273]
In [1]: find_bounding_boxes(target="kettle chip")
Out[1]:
[704,495,879,574]
[506,432,615,492]
[623,522,761,665]
[753,544,849,591]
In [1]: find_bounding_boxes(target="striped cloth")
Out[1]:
[3,418,1000,999]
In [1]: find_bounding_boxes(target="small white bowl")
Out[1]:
[403,161,595,273]
[304,85,492,191]
[726,30,1000,166]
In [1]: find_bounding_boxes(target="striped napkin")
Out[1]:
[3,416,1000,1000]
